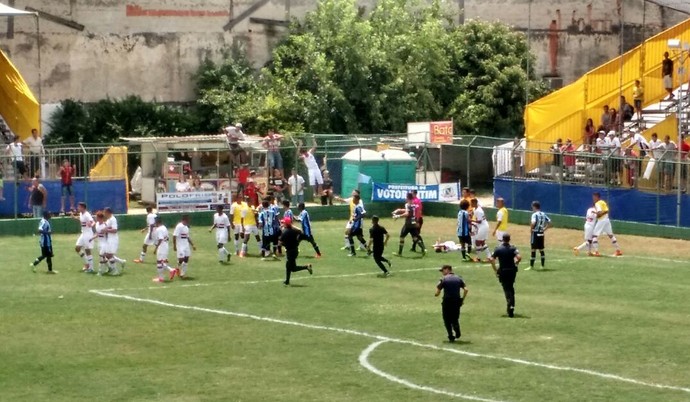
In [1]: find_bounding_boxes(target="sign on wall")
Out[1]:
[157,191,231,213]
[407,120,454,145]
[372,183,460,202]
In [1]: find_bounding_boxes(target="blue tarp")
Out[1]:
[0,179,128,217]
[494,177,690,226]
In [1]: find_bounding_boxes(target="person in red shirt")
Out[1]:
[244,171,261,207]
[561,139,576,181]
[410,189,424,252]
[236,164,250,195]
[59,159,76,214]
[681,134,690,193]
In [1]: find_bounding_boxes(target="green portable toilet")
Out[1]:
[381,149,416,184]
[341,148,387,202]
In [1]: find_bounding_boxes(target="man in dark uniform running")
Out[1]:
[278,217,313,286]
[434,265,468,342]
[366,216,391,276]
[490,233,522,318]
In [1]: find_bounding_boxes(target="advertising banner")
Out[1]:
[429,121,453,144]
[157,191,231,212]
[372,183,460,202]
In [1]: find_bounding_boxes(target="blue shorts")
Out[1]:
[62,184,73,196]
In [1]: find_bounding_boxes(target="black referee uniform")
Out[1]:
[490,234,521,317]
[435,265,468,342]
[368,218,391,275]
[279,223,312,285]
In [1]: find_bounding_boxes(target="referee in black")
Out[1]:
[434,265,468,342]
[366,216,391,276]
[278,217,312,286]
[490,233,522,318]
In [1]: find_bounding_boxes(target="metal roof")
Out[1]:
[120,134,268,151]
[648,0,690,15]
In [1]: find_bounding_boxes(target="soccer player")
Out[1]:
[229,195,245,255]
[92,211,109,275]
[347,193,368,257]
[433,239,463,253]
[269,196,284,256]
[296,203,321,257]
[103,207,126,275]
[258,199,280,260]
[173,215,196,279]
[573,205,597,256]
[457,199,472,261]
[366,216,391,276]
[492,197,509,244]
[73,202,95,273]
[490,233,521,317]
[342,189,367,250]
[30,211,55,273]
[528,201,551,271]
[434,265,468,342]
[471,198,490,262]
[410,189,424,252]
[209,205,231,263]
[282,200,294,221]
[153,216,177,282]
[392,192,426,256]
[240,199,261,257]
[591,192,622,256]
[134,206,157,263]
[279,217,313,286]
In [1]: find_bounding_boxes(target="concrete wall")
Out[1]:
[0,0,687,107]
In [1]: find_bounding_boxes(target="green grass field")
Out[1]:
[2,216,689,402]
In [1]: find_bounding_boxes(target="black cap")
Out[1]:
[502,232,511,242]
[439,265,453,272]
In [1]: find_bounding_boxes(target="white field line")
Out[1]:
[358,340,505,402]
[90,289,690,396]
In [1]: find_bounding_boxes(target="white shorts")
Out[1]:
[176,246,191,259]
[216,230,228,245]
[495,230,506,242]
[106,239,119,255]
[233,225,244,235]
[593,219,613,237]
[98,242,107,256]
[663,74,673,89]
[156,244,169,262]
[475,223,489,242]
[143,233,156,246]
[244,225,259,236]
[345,221,352,230]
[76,234,94,250]
[584,224,594,241]
[308,168,324,185]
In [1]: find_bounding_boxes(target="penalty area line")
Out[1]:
[89,289,690,397]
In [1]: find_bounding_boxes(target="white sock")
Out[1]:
[344,236,349,247]
[591,238,599,252]
[484,247,491,259]
[87,255,94,270]
[233,239,239,252]
[242,243,248,254]
[140,251,146,261]
[181,262,188,276]
[157,265,165,280]
[576,242,588,251]
[108,259,119,275]
[98,260,108,275]
[113,256,126,264]
[82,254,89,265]
[611,237,620,250]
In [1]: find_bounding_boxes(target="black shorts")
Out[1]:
[41,245,54,258]
[530,232,545,250]
[349,227,363,237]
[458,235,471,245]
[634,99,642,109]
[14,160,26,175]
[400,224,419,238]
[417,217,424,230]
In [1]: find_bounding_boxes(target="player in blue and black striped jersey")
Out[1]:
[259,199,280,260]
[457,199,473,261]
[528,200,552,271]
[347,193,369,256]
[30,211,55,273]
[296,203,321,257]
[267,196,283,256]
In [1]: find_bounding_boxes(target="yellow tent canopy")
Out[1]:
[0,48,39,140]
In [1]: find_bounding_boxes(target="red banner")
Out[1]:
[429,121,453,144]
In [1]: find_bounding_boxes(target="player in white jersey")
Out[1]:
[470,199,491,262]
[433,239,463,253]
[173,215,196,279]
[153,216,177,282]
[573,206,597,256]
[73,202,95,273]
[209,205,232,263]
[103,207,126,275]
[91,211,110,275]
[134,206,157,263]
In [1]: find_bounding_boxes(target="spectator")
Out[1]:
[28,176,47,218]
[321,170,334,206]
[623,148,640,188]
[299,142,323,200]
[649,132,664,160]
[660,135,677,192]
[224,124,247,167]
[236,164,250,194]
[245,171,261,207]
[550,138,563,181]
[192,175,202,191]
[269,168,287,202]
[620,96,634,122]
[262,129,283,173]
[562,139,576,181]
[6,135,26,179]
[58,159,76,214]
[632,80,644,121]
[175,175,191,192]
[607,132,623,186]
[609,108,618,132]
[681,133,690,193]
[629,129,650,157]
[662,52,674,100]
[512,138,525,177]
[584,118,596,145]
[600,105,611,132]
[23,128,43,178]
[287,168,305,205]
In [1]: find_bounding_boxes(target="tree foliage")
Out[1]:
[197,0,549,138]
